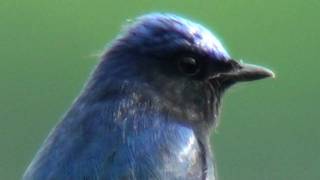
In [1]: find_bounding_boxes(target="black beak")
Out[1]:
[209,59,275,85]
[223,59,275,81]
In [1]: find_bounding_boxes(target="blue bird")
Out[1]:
[23,13,274,180]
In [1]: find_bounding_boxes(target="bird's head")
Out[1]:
[94,13,274,130]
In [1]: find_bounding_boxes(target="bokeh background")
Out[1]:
[1,0,319,179]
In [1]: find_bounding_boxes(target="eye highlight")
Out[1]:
[177,57,200,76]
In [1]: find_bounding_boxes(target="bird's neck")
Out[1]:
[74,76,219,179]
[85,78,219,133]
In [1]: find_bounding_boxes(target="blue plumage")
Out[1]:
[23,13,274,180]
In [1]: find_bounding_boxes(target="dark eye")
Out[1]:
[177,57,200,76]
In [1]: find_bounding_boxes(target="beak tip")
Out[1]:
[264,68,276,79]
[271,72,276,79]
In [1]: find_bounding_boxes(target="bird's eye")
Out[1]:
[177,57,200,76]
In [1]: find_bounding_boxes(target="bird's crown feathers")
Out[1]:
[118,13,230,61]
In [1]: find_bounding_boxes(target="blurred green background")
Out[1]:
[1,0,319,179]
